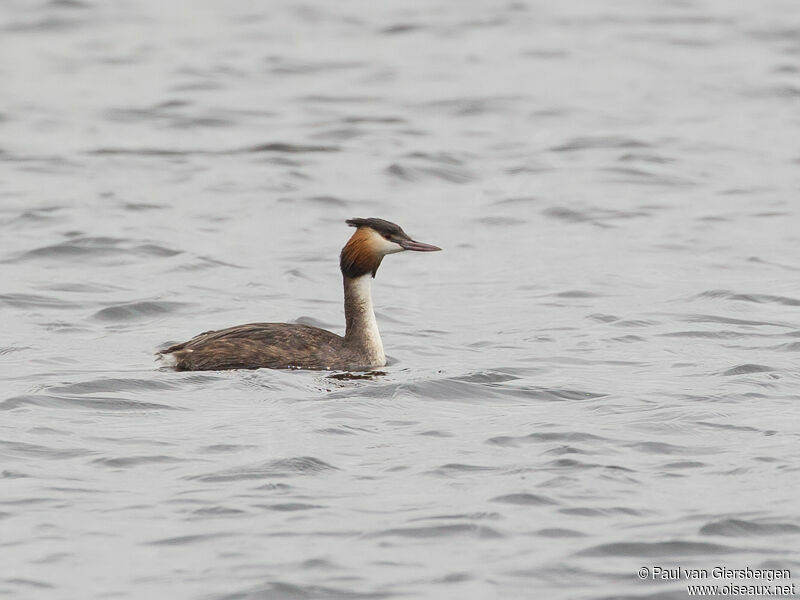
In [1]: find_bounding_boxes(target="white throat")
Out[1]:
[344,275,385,366]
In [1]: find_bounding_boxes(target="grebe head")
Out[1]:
[340,217,441,278]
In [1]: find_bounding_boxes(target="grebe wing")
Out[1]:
[159,323,342,371]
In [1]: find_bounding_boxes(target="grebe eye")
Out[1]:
[383,234,392,240]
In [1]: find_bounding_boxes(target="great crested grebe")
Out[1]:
[158,218,441,371]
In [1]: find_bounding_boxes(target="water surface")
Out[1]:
[2,0,800,598]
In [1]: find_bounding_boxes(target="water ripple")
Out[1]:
[577,541,742,557]
[190,457,337,482]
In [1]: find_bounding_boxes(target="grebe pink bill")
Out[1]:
[158,218,441,371]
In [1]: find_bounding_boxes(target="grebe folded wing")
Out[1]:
[159,323,344,371]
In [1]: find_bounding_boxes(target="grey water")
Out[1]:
[2,0,800,598]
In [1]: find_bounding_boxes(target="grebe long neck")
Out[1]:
[343,274,385,365]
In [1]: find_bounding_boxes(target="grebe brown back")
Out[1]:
[158,218,441,371]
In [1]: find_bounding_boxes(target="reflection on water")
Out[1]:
[326,371,387,381]
[3,0,800,598]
